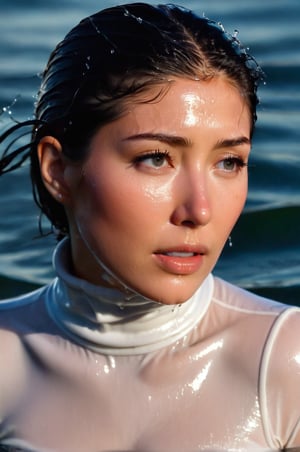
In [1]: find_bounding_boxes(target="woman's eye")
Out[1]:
[134,150,173,169]
[217,156,247,172]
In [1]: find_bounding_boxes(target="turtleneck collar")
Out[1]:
[45,238,214,355]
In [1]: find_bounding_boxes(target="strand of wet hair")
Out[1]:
[0,119,43,175]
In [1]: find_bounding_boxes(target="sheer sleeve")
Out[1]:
[259,307,300,449]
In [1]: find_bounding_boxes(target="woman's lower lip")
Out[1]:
[153,253,204,275]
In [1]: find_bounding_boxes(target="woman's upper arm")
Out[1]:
[260,308,300,449]
[0,328,28,422]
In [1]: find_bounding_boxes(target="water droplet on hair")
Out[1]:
[136,17,143,24]
[110,48,115,55]
[85,56,91,70]
[218,22,225,32]
[233,29,239,38]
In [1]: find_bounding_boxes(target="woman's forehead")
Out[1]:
[88,77,251,145]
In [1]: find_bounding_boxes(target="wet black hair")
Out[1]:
[0,2,264,236]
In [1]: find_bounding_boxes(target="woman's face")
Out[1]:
[66,77,251,304]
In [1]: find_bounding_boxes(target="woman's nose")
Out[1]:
[170,171,211,227]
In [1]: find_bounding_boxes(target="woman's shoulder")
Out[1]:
[211,275,293,317]
[0,283,57,341]
[0,287,49,418]
[0,285,48,323]
[0,284,62,413]
[0,285,46,310]
[209,276,300,356]
[209,277,300,448]
[207,276,300,362]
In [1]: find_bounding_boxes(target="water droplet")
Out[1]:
[218,22,225,32]
[110,48,115,55]
[108,356,116,369]
[85,55,91,70]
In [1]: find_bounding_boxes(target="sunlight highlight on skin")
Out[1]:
[182,93,204,127]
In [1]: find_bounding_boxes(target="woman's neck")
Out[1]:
[45,238,214,355]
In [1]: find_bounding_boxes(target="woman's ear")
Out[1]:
[37,136,72,205]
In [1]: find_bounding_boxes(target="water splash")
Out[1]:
[0,96,21,123]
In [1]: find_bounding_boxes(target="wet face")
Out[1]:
[66,77,251,304]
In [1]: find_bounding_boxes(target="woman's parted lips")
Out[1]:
[154,244,208,257]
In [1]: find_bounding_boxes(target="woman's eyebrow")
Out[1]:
[122,133,192,147]
[213,136,251,149]
[122,133,251,149]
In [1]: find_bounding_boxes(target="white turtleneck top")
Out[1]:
[0,239,300,452]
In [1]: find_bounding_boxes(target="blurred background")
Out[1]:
[0,0,299,304]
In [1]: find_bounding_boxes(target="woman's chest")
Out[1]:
[1,341,267,451]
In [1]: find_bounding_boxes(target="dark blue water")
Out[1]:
[0,0,299,304]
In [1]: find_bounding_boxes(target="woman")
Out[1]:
[0,3,299,451]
